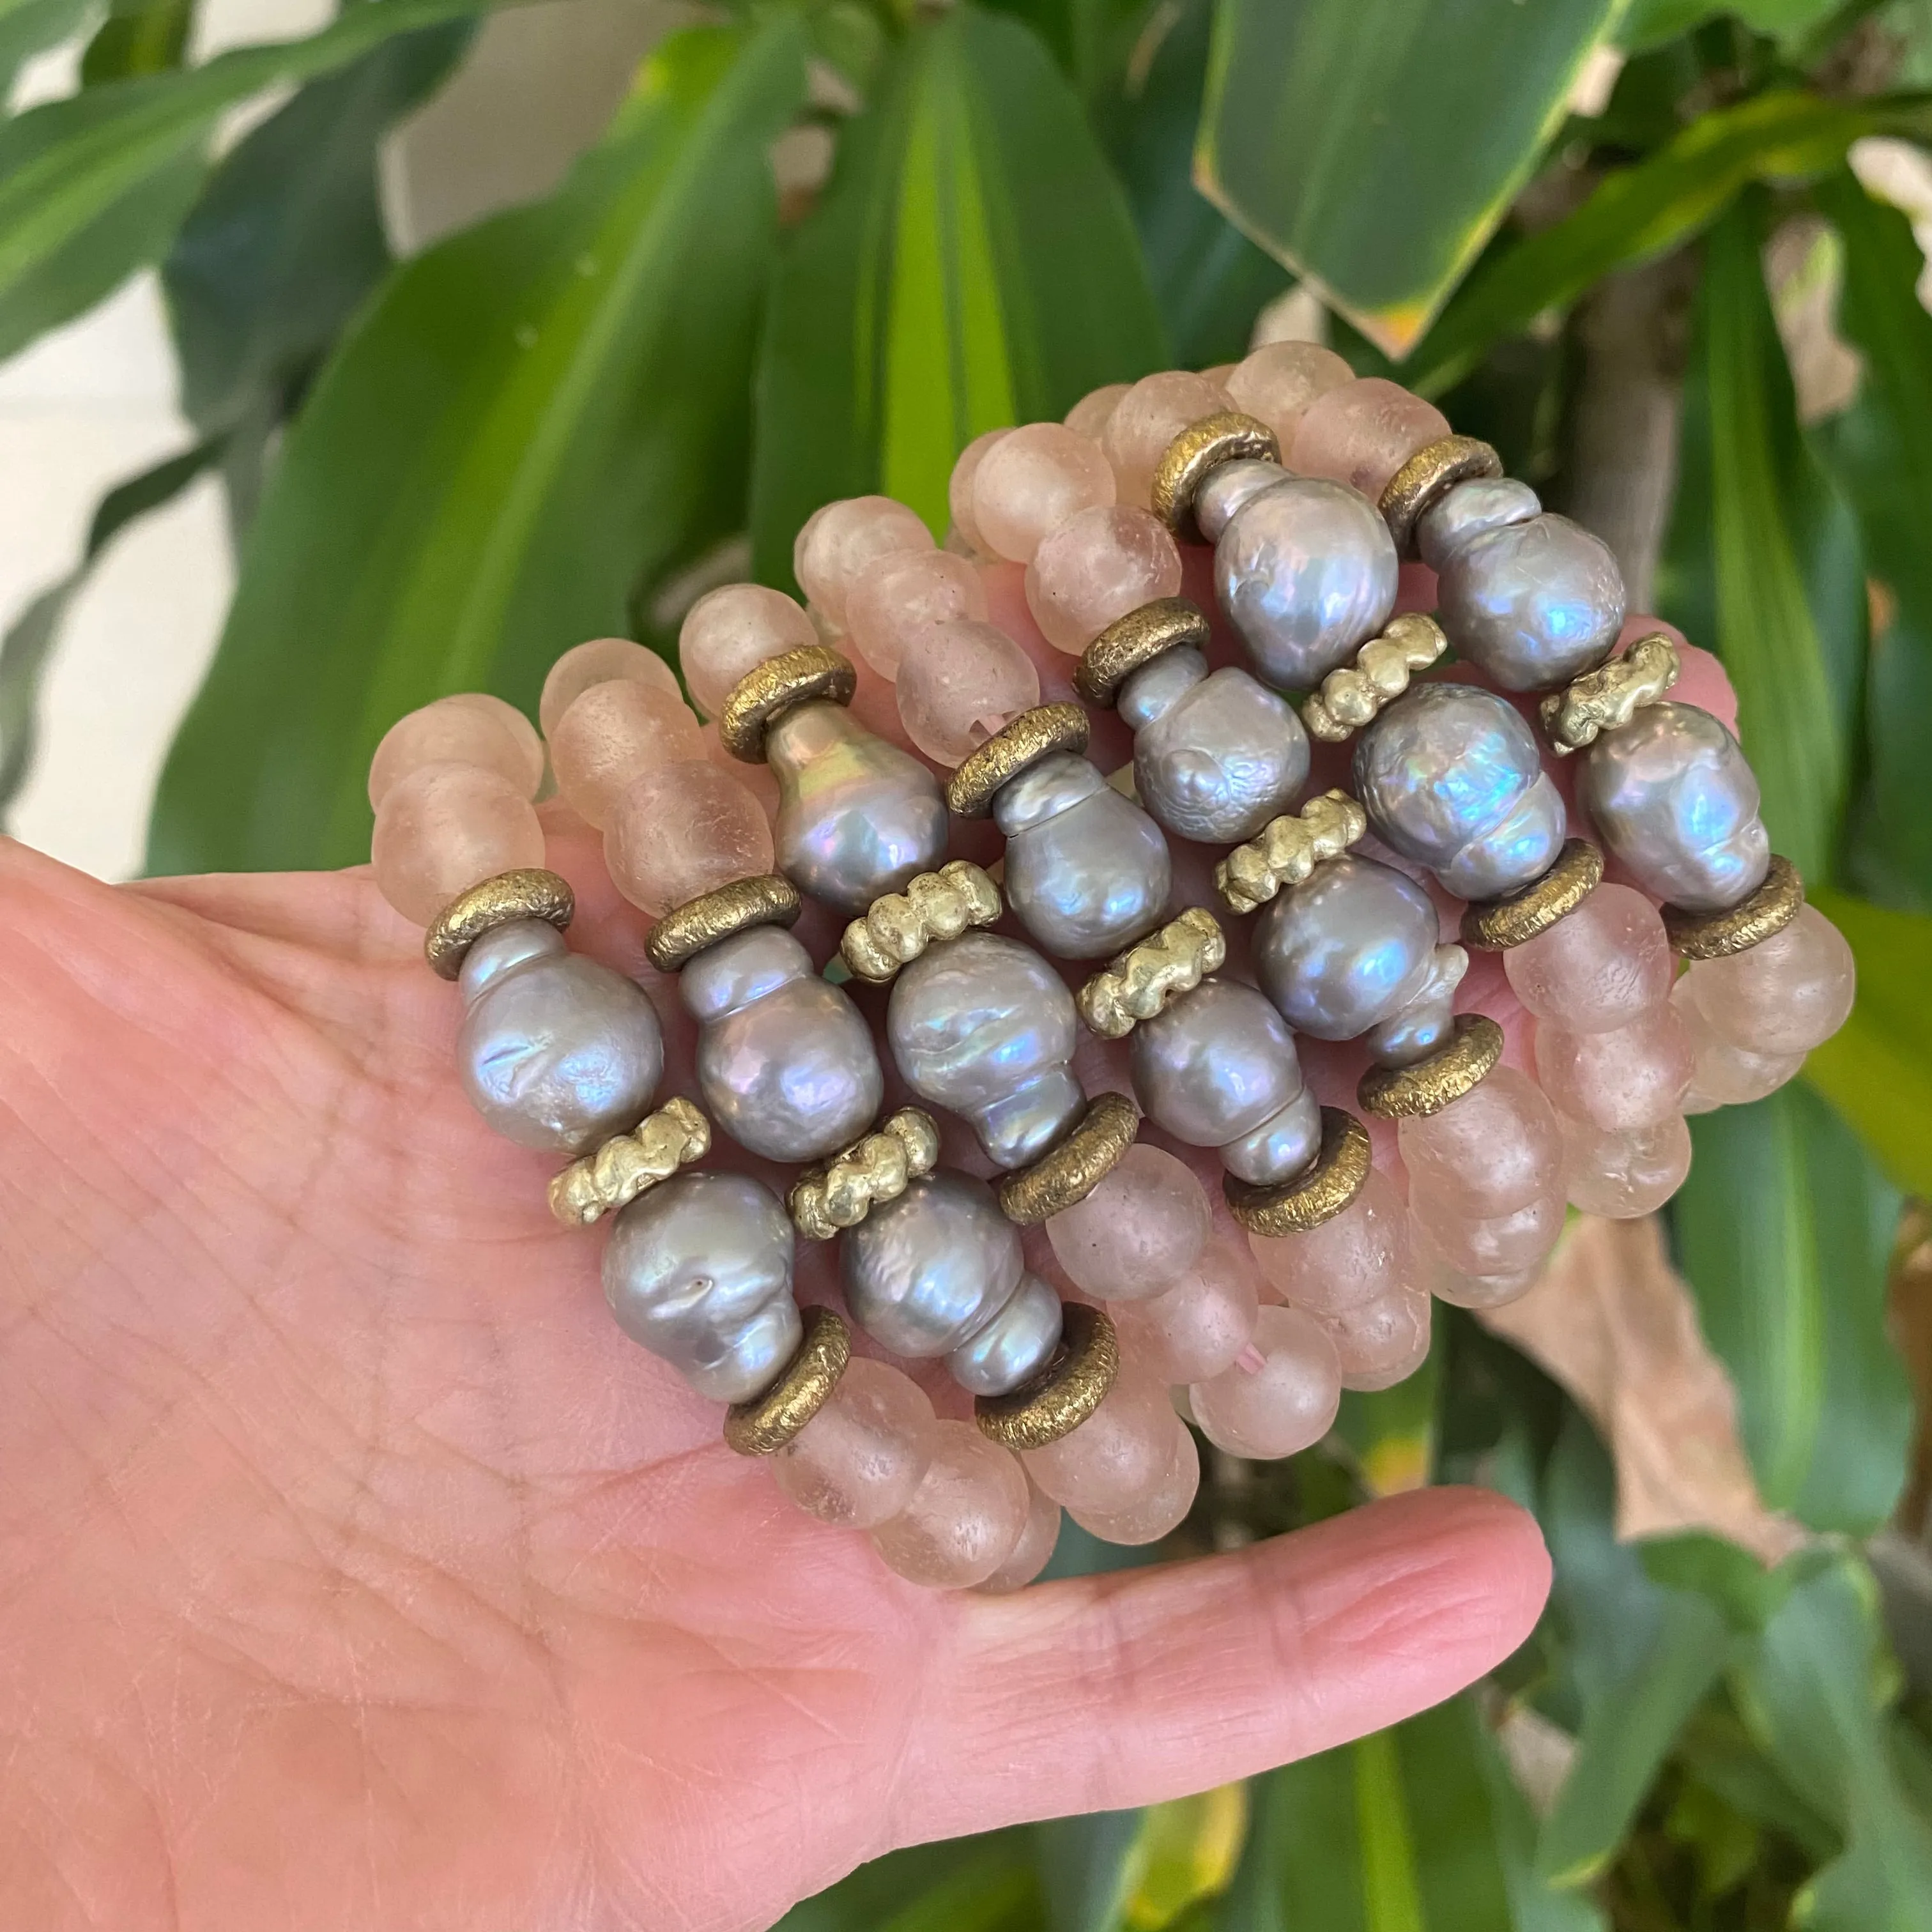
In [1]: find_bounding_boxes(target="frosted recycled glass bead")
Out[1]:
[871,1420,1030,1590]
[1045,1143,1212,1301]
[602,760,776,917]
[1407,1183,1565,1276]
[368,693,544,810]
[895,618,1042,765]
[1394,1064,1563,1220]
[1223,341,1353,450]
[1112,1241,1260,1384]
[796,496,935,628]
[1313,1282,1432,1393]
[550,679,704,829]
[949,429,1010,557]
[976,1479,1062,1593]
[1560,1113,1694,1218]
[1022,1366,1179,1514]
[539,637,680,737]
[1535,1008,1694,1133]
[1673,903,1855,1057]
[678,584,819,719]
[1411,1216,1542,1312]
[1070,1420,1199,1545]
[1064,381,1130,441]
[972,422,1116,565]
[1247,1166,1409,1316]
[1672,977,1804,1111]
[1025,504,1183,656]
[845,549,988,680]
[1503,882,1675,1034]
[1103,370,1232,509]
[1288,378,1450,502]
[772,1356,939,1529]
[1190,1303,1342,1460]
[372,760,546,926]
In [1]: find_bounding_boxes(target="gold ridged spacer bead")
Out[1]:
[1215,791,1367,916]
[548,1096,710,1227]
[723,1307,850,1456]
[1663,855,1804,959]
[787,1108,942,1241]
[1150,411,1280,539]
[1074,596,1212,707]
[1301,613,1447,743]
[645,872,801,972]
[716,645,857,763]
[839,861,1002,985]
[1539,634,1681,754]
[1223,1108,1373,1237]
[975,1303,1118,1449]
[946,703,1090,818]
[424,868,574,980]
[1460,839,1604,951]
[1358,1014,1505,1118]
[998,1091,1140,1227]
[1077,907,1226,1040]
[1377,434,1504,556]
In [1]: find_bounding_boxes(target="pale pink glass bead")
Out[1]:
[1223,341,1354,450]
[367,693,544,810]
[972,422,1117,565]
[1070,1420,1198,1546]
[871,1419,1029,1590]
[371,761,546,925]
[1407,1183,1565,1276]
[1190,1304,1342,1460]
[539,638,680,737]
[894,618,1041,766]
[1022,1367,1178,1514]
[1535,1008,1694,1132]
[845,549,988,680]
[1064,381,1130,441]
[1025,505,1184,656]
[1045,1143,1211,1300]
[1561,1114,1694,1218]
[1503,884,1675,1034]
[976,1480,1062,1594]
[949,429,1011,556]
[549,678,704,829]
[1675,905,1855,1057]
[1112,1240,1259,1383]
[1673,978,1804,1110]
[603,760,776,917]
[771,1357,937,1529]
[1247,1165,1409,1315]
[1103,370,1232,508]
[1394,1065,1562,1220]
[678,583,819,719]
[796,496,935,628]
[1411,1218,1542,1312]
[1313,1284,1432,1393]
[1289,378,1452,501]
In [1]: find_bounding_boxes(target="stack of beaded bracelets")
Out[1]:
[365,341,1855,1593]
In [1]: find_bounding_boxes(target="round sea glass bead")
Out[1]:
[1070,1421,1199,1545]
[368,693,544,811]
[797,497,935,629]
[976,1479,1062,1593]
[1503,884,1675,1033]
[372,761,546,925]
[549,679,704,829]
[895,618,1041,765]
[1223,341,1354,450]
[1025,505,1183,656]
[1312,1283,1432,1392]
[603,759,776,917]
[1247,1165,1409,1315]
[1111,1241,1260,1384]
[1407,1184,1565,1276]
[1535,1008,1694,1132]
[679,584,819,719]
[1561,1113,1694,1218]
[1394,1066,1563,1220]
[949,429,1010,556]
[1064,382,1130,441]
[1411,1217,1542,1312]
[845,549,988,680]
[973,422,1116,564]
[1103,370,1232,508]
[1673,905,1855,1057]
[1022,1367,1179,1514]
[772,1356,939,1529]
[539,637,680,737]
[1289,379,1451,502]
[1045,1144,1211,1301]
[871,1419,1029,1590]
[1190,1304,1342,1459]
[1673,978,1804,1110]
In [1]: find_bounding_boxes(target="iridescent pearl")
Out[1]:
[845,549,987,680]
[1395,1064,1562,1218]
[995,753,1172,959]
[765,701,947,915]
[946,1271,1063,1396]
[1121,652,1310,843]
[1219,1088,1324,1185]
[1363,944,1466,1068]
[975,1478,1062,1593]
[972,422,1116,564]
[1436,512,1627,691]
[1560,1114,1693,1218]
[456,923,664,1154]
[1045,1142,1212,1300]
[1534,1008,1694,1132]
[1223,340,1354,450]
[540,637,680,737]
[602,1171,800,1404]
[1576,702,1770,913]
[1673,903,1854,1055]
[1025,503,1182,656]
[1415,477,1540,573]
[1215,475,1399,692]
[1111,1241,1259,1383]
[1190,1304,1342,1459]
[603,760,775,919]
[680,926,882,1162]
[371,762,546,925]
[678,584,818,719]
[1068,1423,1199,1545]
[1503,882,1675,1034]
[887,931,1083,1170]
[795,496,934,628]
[368,693,543,809]
[772,1356,937,1529]
[1288,378,1449,501]
[896,619,1042,766]
[1354,682,1567,899]
[1195,459,1290,545]
[1129,977,1310,1161]
[871,1420,1029,1590]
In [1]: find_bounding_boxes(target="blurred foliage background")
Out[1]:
[8,0,1932,1922]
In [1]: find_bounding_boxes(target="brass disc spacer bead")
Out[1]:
[1223,1107,1372,1236]
[645,871,802,972]
[723,1305,851,1456]
[424,868,574,980]
[1074,596,1211,707]
[946,702,1090,818]
[1460,839,1604,951]
[549,1095,711,1227]
[1358,1013,1504,1118]
[787,1107,942,1241]
[997,1091,1140,1226]
[1663,855,1804,959]
[839,860,1002,985]
[717,645,857,763]
[1150,410,1280,539]
[1377,434,1504,556]
[1077,906,1225,1040]
[976,1303,1119,1450]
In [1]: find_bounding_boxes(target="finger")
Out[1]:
[897,1485,1547,1843]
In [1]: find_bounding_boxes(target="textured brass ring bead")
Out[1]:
[1377,434,1503,556]
[1224,1107,1372,1237]
[946,702,1090,817]
[1358,1013,1505,1118]
[1664,855,1804,960]
[717,645,857,762]
[1460,839,1604,951]
[975,1303,1119,1449]
[1074,596,1211,706]
[1540,634,1680,755]
[645,871,802,971]
[839,861,1002,984]
[1150,410,1280,539]
[723,1305,851,1456]
[549,1095,710,1227]
[998,1090,1140,1226]
[425,868,574,979]
[1077,906,1226,1039]
[1216,790,1367,916]
[788,1107,942,1240]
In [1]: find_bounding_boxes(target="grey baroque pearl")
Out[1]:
[1353,682,1567,899]
[1196,458,1291,544]
[1128,977,1306,1154]
[1364,944,1467,1067]
[841,1170,1024,1360]
[1416,476,1541,572]
[1436,512,1627,692]
[1124,656,1311,844]
[1220,1089,1323,1185]
[767,700,947,914]
[680,925,882,1162]
[1577,701,1772,912]
[945,1271,1063,1396]
[457,922,664,1154]
[1253,852,1439,1040]
[887,930,1082,1169]
[602,1170,801,1404]
[1215,475,1399,691]
[995,752,1172,960]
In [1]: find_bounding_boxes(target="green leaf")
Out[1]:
[148,18,806,874]
[776,1830,1046,1932]
[80,0,194,87]
[1619,0,1850,50]
[1195,0,1623,358]
[1671,1080,1909,1533]
[0,0,505,364]
[0,0,93,95]
[1036,1809,1146,1932]
[749,4,1165,580]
